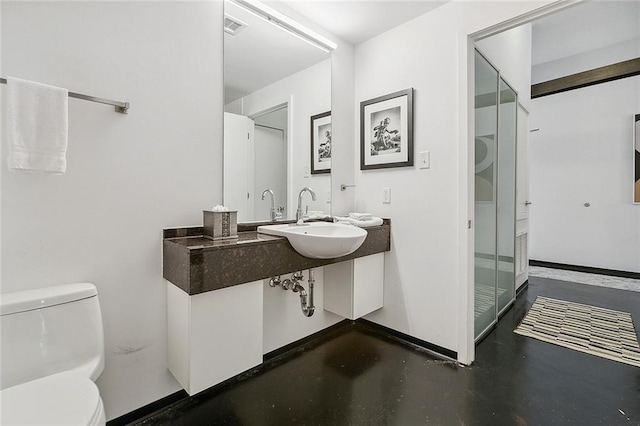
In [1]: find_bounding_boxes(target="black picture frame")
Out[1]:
[310,111,331,175]
[360,88,414,170]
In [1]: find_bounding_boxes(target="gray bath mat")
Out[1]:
[514,296,640,367]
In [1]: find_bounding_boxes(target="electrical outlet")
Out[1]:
[382,187,391,204]
[419,151,430,169]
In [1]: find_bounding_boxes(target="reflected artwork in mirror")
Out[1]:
[223,0,334,222]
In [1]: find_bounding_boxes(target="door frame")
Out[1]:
[458,0,586,365]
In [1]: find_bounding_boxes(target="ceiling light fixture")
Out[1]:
[229,0,337,53]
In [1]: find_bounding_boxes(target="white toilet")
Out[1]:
[0,283,107,425]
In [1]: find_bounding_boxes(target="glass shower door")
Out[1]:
[474,50,498,339]
[474,49,517,341]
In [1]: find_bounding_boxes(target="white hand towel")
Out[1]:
[334,216,383,228]
[6,77,69,173]
[349,212,373,220]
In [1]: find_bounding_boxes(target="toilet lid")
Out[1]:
[1,371,102,425]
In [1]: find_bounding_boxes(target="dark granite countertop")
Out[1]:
[163,232,282,251]
[163,220,391,295]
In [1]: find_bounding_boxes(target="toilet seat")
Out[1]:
[1,371,105,425]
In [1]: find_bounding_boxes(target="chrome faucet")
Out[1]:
[261,188,277,221]
[296,187,316,222]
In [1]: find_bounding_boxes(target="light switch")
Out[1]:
[419,151,430,169]
[382,187,391,204]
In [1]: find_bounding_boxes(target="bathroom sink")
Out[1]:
[257,222,367,259]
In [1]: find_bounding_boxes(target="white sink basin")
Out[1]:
[257,222,367,259]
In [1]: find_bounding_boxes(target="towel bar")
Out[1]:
[1,77,130,114]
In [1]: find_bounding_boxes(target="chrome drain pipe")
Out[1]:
[293,269,315,317]
[269,269,315,317]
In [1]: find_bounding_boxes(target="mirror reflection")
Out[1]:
[223,0,333,222]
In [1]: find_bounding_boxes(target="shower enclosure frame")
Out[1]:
[474,48,518,343]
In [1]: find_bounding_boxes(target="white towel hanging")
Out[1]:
[6,77,69,173]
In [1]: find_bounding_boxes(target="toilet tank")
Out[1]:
[0,283,105,390]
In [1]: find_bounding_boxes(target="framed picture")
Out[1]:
[635,114,640,204]
[311,111,331,174]
[360,88,413,170]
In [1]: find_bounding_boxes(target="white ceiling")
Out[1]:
[531,1,640,66]
[275,0,448,46]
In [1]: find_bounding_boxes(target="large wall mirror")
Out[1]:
[223,0,334,222]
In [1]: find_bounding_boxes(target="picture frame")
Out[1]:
[310,111,331,174]
[360,88,414,170]
[635,114,640,204]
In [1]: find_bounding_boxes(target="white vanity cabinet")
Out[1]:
[166,280,263,395]
[163,220,389,395]
[323,253,384,320]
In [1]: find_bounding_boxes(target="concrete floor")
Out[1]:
[135,276,640,425]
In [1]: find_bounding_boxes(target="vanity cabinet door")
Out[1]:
[323,253,384,320]
[167,281,263,395]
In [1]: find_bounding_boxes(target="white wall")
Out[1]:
[532,37,640,84]
[529,75,640,272]
[330,41,357,216]
[529,32,640,273]
[351,1,554,357]
[1,1,222,420]
[232,60,332,217]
